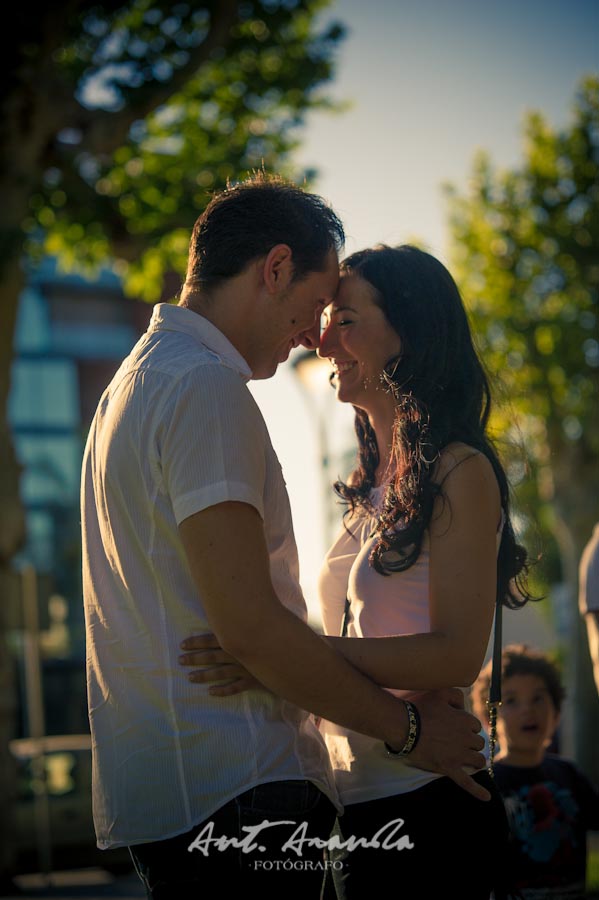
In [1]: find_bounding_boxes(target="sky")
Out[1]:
[248,0,599,625]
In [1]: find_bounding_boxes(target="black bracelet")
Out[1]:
[384,700,421,758]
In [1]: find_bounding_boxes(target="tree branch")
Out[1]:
[74,0,239,157]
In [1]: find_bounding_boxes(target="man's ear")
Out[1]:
[263,244,294,293]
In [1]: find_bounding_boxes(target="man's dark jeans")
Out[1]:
[129,780,337,900]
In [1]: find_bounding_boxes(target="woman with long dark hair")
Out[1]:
[316,244,534,898]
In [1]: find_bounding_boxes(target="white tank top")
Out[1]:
[318,485,503,807]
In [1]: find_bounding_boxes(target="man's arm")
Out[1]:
[179,500,489,798]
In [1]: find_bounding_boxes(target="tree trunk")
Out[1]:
[0,41,55,871]
[0,257,26,560]
[0,255,26,881]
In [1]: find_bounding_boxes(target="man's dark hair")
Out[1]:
[185,171,344,291]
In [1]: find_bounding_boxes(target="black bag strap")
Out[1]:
[486,593,503,775]
[489,596,503,706]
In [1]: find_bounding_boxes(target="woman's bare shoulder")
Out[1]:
[433,442,484,481]
[435,442,500,494]
[428,444,502,542]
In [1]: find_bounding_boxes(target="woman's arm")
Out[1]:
[325,447,501,690]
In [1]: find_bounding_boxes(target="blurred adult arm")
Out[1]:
[579,525,599,697]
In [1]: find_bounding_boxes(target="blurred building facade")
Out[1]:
[9,259,153,739]
[5,259,162,874]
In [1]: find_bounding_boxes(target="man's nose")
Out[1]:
[298,319,321,350]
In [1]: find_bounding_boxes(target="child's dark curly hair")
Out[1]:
[472,643,565,721]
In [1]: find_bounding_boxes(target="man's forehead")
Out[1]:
[315,256,339,300]
[322,247,340,275]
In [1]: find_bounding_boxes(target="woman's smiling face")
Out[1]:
[318,273,403,412]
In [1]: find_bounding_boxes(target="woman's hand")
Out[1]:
[179,633,266,696]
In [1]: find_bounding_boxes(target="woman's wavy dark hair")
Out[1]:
[334,244,535,609]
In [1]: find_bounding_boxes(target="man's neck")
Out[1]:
[178,283,255,364]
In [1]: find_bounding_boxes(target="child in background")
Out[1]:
[473,644,599,900]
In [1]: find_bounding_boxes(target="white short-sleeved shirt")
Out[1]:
[81,303,339,849]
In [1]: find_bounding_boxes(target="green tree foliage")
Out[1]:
[445,75,598,567]
[445,75,599,778]
[4,0,344,301]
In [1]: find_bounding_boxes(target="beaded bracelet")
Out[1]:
[384,699,421,758]
[486,697,502,777]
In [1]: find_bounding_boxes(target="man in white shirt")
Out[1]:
[81,173,487,899]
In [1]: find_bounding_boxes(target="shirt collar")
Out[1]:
[148,303,253,382]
